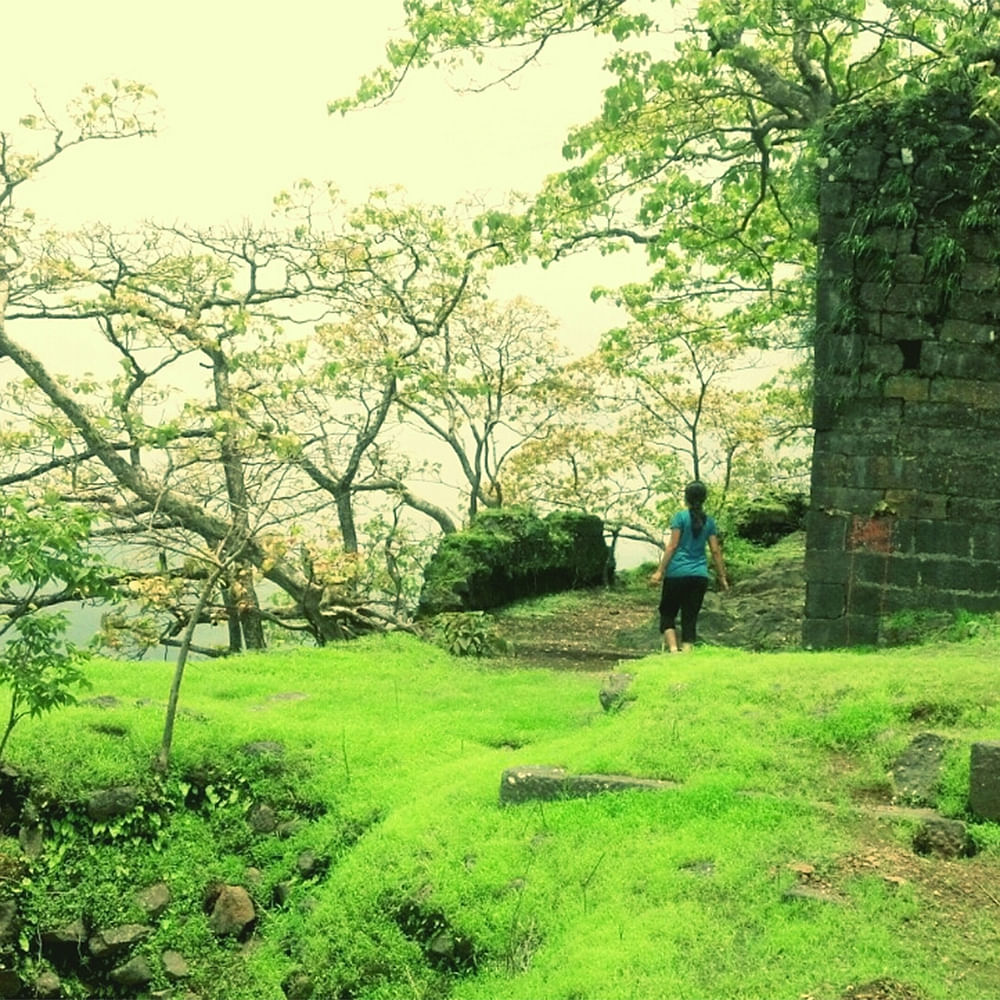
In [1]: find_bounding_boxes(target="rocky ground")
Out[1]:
[495,535,806,670]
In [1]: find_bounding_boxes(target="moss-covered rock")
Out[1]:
[416,508,610,617]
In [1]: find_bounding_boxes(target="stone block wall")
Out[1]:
[804,84,1000,647]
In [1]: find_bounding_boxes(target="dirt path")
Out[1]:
[494,547,806,669]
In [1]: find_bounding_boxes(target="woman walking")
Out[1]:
[649,481,729,653]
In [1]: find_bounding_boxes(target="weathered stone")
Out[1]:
[248,802,278,833]
[89,922,153,958]
[41,918,87,949]
[0,900,16,947]
[912,816,975,859]
[17,824,43,858]
[969,741,1000,821]
[136,881,171,918]
[499,766,679,805]
[297,849,319,877]
[33,970,60,998]
[599,672,634,712]
[891,733,950,806]
[162,949,191,980]
[87,785,140,822]
[208,885,255,936]
[109,954,154,988]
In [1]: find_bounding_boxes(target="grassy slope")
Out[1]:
[5,630,1000,999]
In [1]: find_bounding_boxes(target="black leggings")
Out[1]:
[659,576,709,644]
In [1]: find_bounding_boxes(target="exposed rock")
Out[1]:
[891,732,950,806]
[499,765,679,804]
[208,885,255,937]
[89,922,153,958]
[41,918,87,950]
[87,785,140,822]
[109,954,154,988]
[17,823,43,858]
[296,849,328,879]
[248,802,278,833]
[969,740,1000,821]
[599,672,634,712]
[0,899,17,946]
[136,881,171,918]
[33,969,60,998]
[162,949,191,980]
[912,816,976,859]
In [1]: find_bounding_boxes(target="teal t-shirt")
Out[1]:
[665,509,717,579]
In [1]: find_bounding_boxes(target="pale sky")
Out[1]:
[3,0,641,359]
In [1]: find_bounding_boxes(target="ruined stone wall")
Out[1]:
[804,83,1000,647]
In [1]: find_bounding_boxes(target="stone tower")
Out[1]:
[804,82,1000,647]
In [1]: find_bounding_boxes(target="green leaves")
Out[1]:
[0,496,112,758]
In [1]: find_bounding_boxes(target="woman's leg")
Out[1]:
[659,580,682,652]
[678,577,709,649]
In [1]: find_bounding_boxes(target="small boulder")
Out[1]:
[89,923,153,958]
[912,816,975,859]
[0,968,21,999]
[87,786,140,822]
[110,954,154,988]
[136,881,171,918]
[599,672,634,712]
[208,885,256,937]
[162,949,191,980]
[33,970,60,998]
[891,732,949,806]
[969,741,1000,822]
[248,802,278,833]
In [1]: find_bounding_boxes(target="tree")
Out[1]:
[2,220,327,649]
[396,295,571,518]
[0,495,115,758]
[336,0,1000,348]
[2,171,509,646]
[259,187,500,555]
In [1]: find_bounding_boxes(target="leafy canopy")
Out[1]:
[336,0,1000,341]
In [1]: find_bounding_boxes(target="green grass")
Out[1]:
[3,630,1000,998]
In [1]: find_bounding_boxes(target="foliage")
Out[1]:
[419,611,510,657]
[881,608,1000,648]
[336,0,1000,469]
[0,495,114,758]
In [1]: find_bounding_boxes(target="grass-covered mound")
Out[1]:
[1,627,1000,998]
[417,508,609,616]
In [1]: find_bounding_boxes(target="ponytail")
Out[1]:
[684,481,708,536]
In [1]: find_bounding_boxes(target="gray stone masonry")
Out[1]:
[805,87,1000,647]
